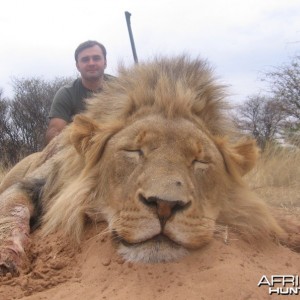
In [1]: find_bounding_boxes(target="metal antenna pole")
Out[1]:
[125,11,138,64]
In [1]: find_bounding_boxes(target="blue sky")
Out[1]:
[0,0,299,103]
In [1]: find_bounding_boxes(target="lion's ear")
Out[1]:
[215,137,259,179]
[70,114,122,168]
[70,114,100,155]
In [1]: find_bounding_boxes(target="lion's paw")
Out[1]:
[0,247,21,276]
[0,230,30,277]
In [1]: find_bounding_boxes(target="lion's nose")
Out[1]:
[139,195,191,227]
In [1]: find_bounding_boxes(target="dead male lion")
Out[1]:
[0,55,295,276]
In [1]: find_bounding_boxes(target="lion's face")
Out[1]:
[95,114,231,262]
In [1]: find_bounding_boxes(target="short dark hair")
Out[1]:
[74,40,107,62]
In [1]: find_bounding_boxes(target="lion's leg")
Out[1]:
[0,185,35,276]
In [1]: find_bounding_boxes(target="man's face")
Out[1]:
[76,45,107,81]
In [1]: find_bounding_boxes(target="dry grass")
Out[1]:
[247,145,300,212]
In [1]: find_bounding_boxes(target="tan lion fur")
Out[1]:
[0,55,293,264]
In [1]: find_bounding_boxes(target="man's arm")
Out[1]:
[45,118,67,145]
[45,85,73,146]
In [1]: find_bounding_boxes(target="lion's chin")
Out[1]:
[117,235,189,263]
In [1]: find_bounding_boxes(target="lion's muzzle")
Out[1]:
[112,171,198,263]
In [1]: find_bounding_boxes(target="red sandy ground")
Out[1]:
[0,222,299,300]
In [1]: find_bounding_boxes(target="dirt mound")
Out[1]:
[1,222,299,300]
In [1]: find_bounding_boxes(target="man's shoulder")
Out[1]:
[64,78,81,90]
[55,78,78,93]
[53,79,77,101]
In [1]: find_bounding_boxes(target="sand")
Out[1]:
[1,221,299,300]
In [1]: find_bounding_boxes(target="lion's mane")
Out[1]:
[39,56,283,247]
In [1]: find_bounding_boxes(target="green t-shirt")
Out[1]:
[49,75,113,122]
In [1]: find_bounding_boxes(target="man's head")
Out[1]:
[75,40,107,82]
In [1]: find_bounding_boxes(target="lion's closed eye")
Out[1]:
[193,160,210,172]
[122,149,144,162]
